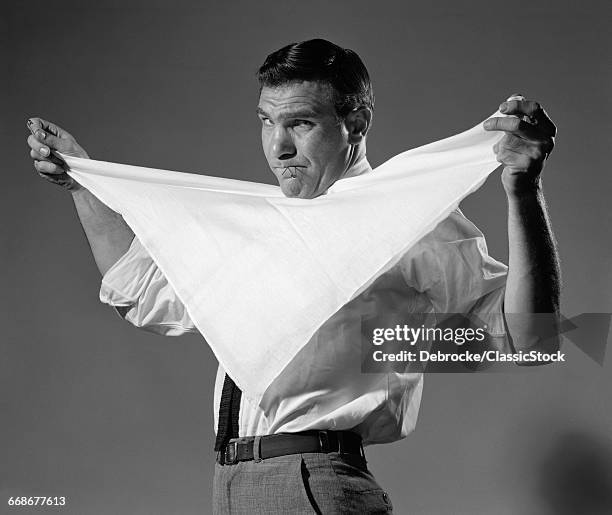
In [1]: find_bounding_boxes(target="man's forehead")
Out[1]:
[257,81,335,116]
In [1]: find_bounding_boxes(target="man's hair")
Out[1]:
[257,38,374,119]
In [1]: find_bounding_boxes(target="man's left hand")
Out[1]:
[483,95,556,196]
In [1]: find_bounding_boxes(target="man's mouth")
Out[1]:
[277,165,304,178]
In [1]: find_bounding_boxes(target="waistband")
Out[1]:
[216,430,365,466]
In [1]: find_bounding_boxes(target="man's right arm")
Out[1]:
[69,187,135,276]
[26,117,197,336]
[26,117,135,275]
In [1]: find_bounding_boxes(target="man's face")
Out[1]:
[257,81,353,199]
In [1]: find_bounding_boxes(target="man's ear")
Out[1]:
[344,107,372,145]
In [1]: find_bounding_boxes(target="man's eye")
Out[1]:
[261,118,273,127]
[294,120,313,128]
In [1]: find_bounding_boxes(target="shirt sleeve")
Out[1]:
[99,236,198,336]
[399,207,508,341]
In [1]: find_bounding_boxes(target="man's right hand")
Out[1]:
[26,117,135,275]
[26,117,89,192]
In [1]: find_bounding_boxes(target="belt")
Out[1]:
[216,430,365,466]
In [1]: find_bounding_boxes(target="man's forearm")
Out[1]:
[70,187,135,276]
[504,183,561,351]
[25,119,135,276]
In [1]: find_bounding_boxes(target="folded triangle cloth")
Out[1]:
[61,111,505,403]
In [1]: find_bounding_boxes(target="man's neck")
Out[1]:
[344,153,372,178]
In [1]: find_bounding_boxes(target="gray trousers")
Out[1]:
[212,451,394,514]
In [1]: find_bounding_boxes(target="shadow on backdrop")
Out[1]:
[538,431,612,515]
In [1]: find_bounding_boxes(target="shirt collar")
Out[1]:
[317,156,373,197]
[342,155,373,179]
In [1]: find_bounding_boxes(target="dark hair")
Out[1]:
[257,38,374,119]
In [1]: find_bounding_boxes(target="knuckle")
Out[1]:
[36,161,53,174]
[507,135,521,148]
[39,172,56,183]
[54,138,71,152]
[531,147,543,160]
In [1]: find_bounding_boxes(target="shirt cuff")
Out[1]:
[471,285,507,338]
[99,236,156,307]
[99,236,198,336]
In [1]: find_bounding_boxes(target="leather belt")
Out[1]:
[216,430,365,465]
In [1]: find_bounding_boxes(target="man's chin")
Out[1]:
[280,178,313,199]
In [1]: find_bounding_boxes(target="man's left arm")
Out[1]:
[484,95,561,353]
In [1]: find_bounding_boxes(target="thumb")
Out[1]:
[506,93,526,102]
[27,117,86,157]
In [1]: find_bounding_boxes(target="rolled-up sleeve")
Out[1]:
[100,236,198,336]
[401,208,508,343]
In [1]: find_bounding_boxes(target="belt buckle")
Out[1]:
[224,441,238,465]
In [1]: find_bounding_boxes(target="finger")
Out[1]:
[37,170,75,190]
[27,128,73,157]
[27,117,71,139]
[499,100,557,137]
[35,164,76,190]
[497,133,553,161]
[495,147,534,169]
[27,134,52,156]
[483,116,540,140]
[27,134,64,163]
[30,147,65,167]
[37,171,64,185]
[37,171,60,186]
[27,117,76,154]
[34,159,65,175]
[27,133,43,151]
[500,99,542,117]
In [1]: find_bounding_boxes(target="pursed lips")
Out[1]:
[274,165,306,178]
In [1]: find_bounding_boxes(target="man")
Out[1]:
[26,39,560,514]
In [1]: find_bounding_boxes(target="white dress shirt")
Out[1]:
[99,160,508,446]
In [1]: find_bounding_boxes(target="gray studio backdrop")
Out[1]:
[3,1,612,514]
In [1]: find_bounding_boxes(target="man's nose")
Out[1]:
[271,127,297,160]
